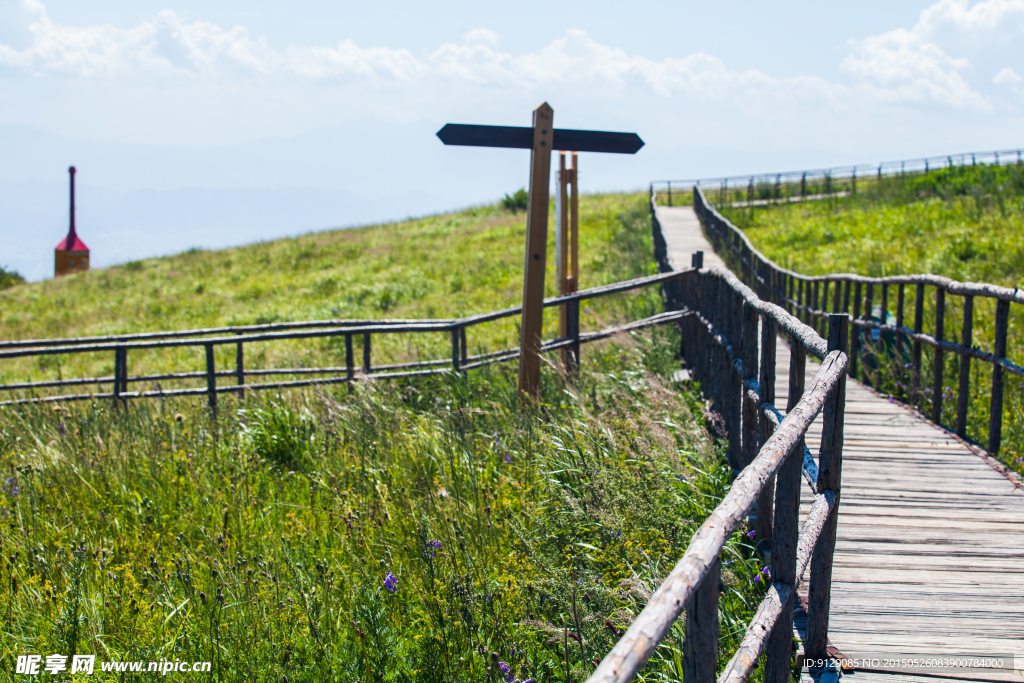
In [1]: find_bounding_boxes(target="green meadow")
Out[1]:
[0,194,770,682]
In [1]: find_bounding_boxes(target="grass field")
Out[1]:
[0,195,770,682]
[720,164,1024,475]
[0,193,655,390]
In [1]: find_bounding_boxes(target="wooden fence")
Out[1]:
[0,271,692,409]
[687,184,1024,457]
[586,191,851,683]
[653,146,1024,208]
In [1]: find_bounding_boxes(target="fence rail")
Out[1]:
[652,147,1024,208]
[0,270,692,409]
[690,183,1021,456]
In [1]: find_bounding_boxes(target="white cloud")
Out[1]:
[993,66,1021,83]
[0,0,1020,116]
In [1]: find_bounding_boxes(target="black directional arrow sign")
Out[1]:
[436,123,644,154]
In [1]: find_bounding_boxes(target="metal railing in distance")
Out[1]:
[585,198,851,683]
[691,183,1023,456]
[651,147,1024,209]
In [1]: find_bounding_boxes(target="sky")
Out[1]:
[1,0,1023,280]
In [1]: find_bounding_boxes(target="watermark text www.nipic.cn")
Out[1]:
[15,655,212,675]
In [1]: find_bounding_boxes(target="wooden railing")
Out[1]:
[690,184,1024,457]
[0,270,693,410]
[585,196,851,683]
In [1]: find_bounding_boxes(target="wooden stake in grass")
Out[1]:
[519,103,556,397]
[557,150,580,374]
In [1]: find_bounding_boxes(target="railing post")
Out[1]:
[683,557,721,683]
[363,332,372,374]
[797,280,805,324]
[667,181,673,207]
[756,314,777,542]
[812,281,820,336]
[806,314,847,662]
[113,346,126,408]
[863,282,874,386]
[988,299,1010,454]
[832,278,841,320]
[931,288,946,423]
[851,282,862,379]
[204,342,217,417]
[344,333,354,393]
[956,296,973,438]
[896,284,905,342]
[235,336,244,396]
[460,326,468,370]
[912,283,925,409]
[740,301,759,470]
[451,326,462,373]
[764,334,805,683]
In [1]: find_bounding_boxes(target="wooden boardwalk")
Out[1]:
[657,206,1024,683]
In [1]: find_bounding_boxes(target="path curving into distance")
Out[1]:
[656,205,1024,683]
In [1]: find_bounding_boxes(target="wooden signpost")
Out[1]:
[437,103,642,397]
[556,151,579,372]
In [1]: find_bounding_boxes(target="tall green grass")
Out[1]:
[0,194,771,681]
[721,164,1024,476]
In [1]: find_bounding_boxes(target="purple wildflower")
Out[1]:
[746,530,755,538]
[889,396,895,403]
[2,478,17,496]
[499,662,510,674]
[383,570,398,593]
[754,575,762,583]
[505,453,512,465]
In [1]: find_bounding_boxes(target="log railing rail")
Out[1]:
[652,147,1024,208]
[585,193,850,683]
[0,270,694,409]
[687,183,1022,456]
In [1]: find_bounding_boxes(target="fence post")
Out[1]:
[345,333,354,393]
[113,346,126,408]
[956,296,973,438]
[912,284,925,409]
[851,169,857,195]
[756,315,777,542]
[363,332,372,374]
[832,279,842,320]
[851,282,862,379]
[204,342,217,416]
[932,288,946,424]
[812,282,820,336]
[863,283,874,386]
[683,557,721,683]
[806,314,847,662]
[235,336,244,396]
[797,280,805,324]
[800,173,806,197]
[741,301,759,471]
[451,327,462,373]
[667,181,673,207]
[988,300,1010,454]
[764,334,805,683]
[460,327,468,370]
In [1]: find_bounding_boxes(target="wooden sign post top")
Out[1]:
[437,103,643,398]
